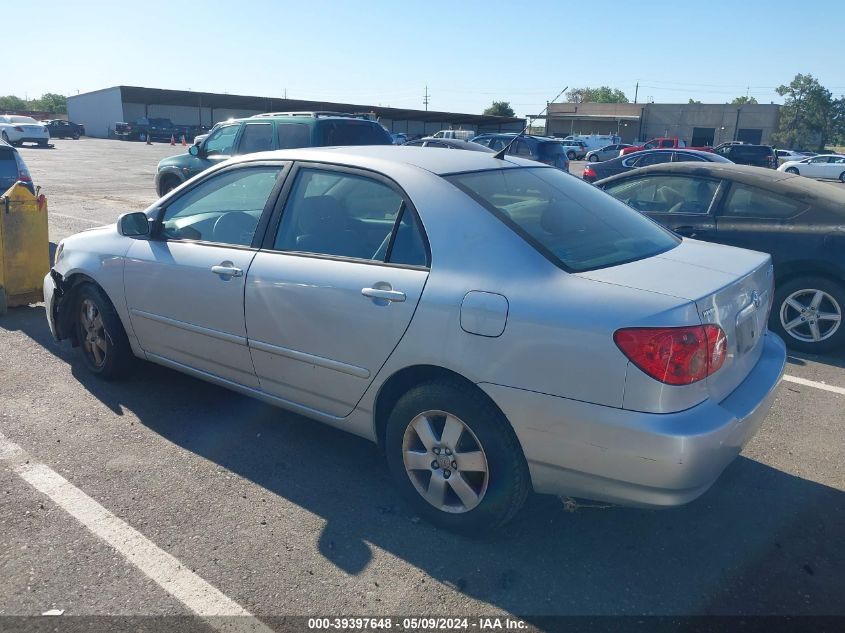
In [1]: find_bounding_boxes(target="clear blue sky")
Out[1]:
[10,0,845,116]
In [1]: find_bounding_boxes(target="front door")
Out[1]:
[125,163,286,387]
[602,173,720,240]
[245,164,430,416]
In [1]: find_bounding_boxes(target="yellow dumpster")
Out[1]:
[0,182,50,315]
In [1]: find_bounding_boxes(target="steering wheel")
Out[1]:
[212,212,257,246]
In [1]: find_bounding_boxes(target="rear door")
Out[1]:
[713,180,814,267]
[234,122,275,155]
[245,163,429,416]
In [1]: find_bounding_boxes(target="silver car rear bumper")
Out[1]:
[481,333,786,507]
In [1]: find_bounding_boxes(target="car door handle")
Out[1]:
[674,225,703,237]
[211,264,243,277]
[362,287,406,302]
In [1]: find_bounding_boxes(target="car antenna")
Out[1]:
[492,85,568,161]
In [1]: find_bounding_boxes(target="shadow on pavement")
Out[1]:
[3,305,844,617]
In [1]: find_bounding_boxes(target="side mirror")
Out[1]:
[189,144,200,157]
[117,212,151,238]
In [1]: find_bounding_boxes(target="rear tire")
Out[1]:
[73,283,134,380]
[770,276,845,354]
[384,380,530,535]
[73,131,80,140]
[839,171,845,183]
[567,150,576,160]
[786,167,799,175]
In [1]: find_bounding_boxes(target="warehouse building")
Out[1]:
[67,86,525,140]
[544,102,781,146]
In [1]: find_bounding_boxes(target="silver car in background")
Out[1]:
[44,147,785,533]
[586,143,634,162]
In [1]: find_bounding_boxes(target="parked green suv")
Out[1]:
[154,112,392,196]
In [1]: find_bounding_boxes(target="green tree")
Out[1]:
[0,95,27,111]
[731,96,758,105]
[772,73,833,150]
[688,99,702,104]
[30,93,67,114]
[566,86,628,104]
[483,101,515,117]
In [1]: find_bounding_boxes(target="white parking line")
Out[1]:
[0,432,273,633]
[783,374,845,396]
[49,211,105,226]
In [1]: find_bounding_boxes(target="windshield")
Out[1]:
[447,167,679,272]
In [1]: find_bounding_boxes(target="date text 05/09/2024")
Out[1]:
[306,617,528,630]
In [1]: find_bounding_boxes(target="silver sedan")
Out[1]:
[44,146,785,533]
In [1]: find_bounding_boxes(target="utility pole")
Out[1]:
[634,82,638,104]
[423,85,430,111]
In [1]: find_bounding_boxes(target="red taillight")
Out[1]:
[614,325,727,385]
[583,166,597,179]
[18,171,32,182]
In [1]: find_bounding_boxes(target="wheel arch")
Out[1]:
[373,365,511,450]
[774,261,845,286]
[55,272,129,345]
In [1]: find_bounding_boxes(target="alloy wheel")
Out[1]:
[80,298,108,368]
[402,410,489,513]
[779,288,842,343]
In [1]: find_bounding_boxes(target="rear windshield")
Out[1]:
[538,143,565,158]
[9,116,37,124]
[318,120,391,146]
[447,167,679,272]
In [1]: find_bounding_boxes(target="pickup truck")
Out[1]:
[620,137,713,156]
[114,117,178,142]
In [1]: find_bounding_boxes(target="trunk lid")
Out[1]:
[576,239,774,403]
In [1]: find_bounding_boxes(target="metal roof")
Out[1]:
[109,86,524,127]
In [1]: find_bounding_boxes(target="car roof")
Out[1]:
[230,145,541,175]
[595,162,845,204]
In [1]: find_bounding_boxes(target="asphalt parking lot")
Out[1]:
[1,139,843,625]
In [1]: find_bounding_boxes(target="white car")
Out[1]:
[778,154,845,182]
[0,115,50,147]
[775,149,806,165]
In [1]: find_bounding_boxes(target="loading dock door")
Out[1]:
[737,128,763,144]
[692,127,715,146]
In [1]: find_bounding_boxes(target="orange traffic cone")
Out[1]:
[181,135,187,146]
[145,134,152,145]
[170,134,176,146]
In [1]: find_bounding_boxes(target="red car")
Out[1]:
[620,137,713,156]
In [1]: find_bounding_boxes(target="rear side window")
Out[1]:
[318,120,391,146]
[721,183,806,219]
[603,175,719,214]
[277,123,311,149]
[448,167,679,272]
[237,123,274,154]
[538,143,564,159]
[0,148,18,180]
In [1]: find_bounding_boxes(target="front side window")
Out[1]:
[603,175,719,214]
[635,152,672,167]
[236,123,274,154]
[161,166,282,245]
[448,167,679,272]
[721,183,806,219]
[274,168,426,265]
[203,124,240,156]
[673,152,706,162]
